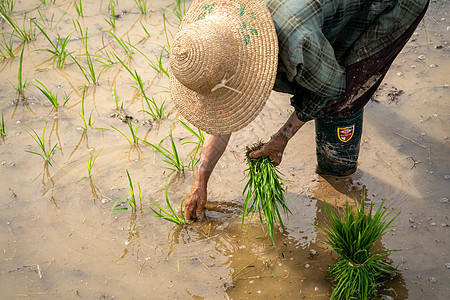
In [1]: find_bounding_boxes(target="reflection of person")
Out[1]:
[169,0,429,220]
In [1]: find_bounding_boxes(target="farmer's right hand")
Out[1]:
[184,180,207,220]
[184,134,231,220]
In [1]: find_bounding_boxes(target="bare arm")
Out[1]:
[184,134,231,220]
[249,113,305,165]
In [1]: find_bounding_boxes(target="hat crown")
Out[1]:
[170,15,240,95]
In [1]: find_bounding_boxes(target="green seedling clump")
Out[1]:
[317,197,400,300]
[149,175,187,225]
[242,142,291,245]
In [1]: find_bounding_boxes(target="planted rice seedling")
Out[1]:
[75,0,84,17]
[25,123,58,166]
[13,45,29,96]
[78,86,94,130]
[161,10,173,51]
[148,48,169,78]
[140,96,167,121]
[86,149,100,178]
[105,0,116,29]
[72,19,86,44]
[142,131,185,172]
[317,197,400,300]
[104,30,133,57]
[34,79,59,108]
[178,119,204,168]
[168,0,186,24]
[0,0,14,14]
[36,8,55,28]
[0,33,15,58]
[35,22,72,68]
[111,119,140,146]
[0,11,36,42]
[0,112,5,136]
[134,0,148,14]
[71,38,102,84]
[149,175,187,225]
[140,21,151,39]
[110,170,142,215]
[242,142,291,245]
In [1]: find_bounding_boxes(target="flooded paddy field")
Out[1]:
[0,0,449,299]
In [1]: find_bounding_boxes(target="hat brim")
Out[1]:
[170,0,278,135]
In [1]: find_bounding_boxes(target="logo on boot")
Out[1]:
[337,125,355,142]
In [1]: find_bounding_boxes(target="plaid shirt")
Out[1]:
[266,0,428,121]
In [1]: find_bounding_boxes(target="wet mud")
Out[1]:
[0,0,449,299]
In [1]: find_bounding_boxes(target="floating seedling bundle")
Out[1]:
[242,142,291,245]
[318,197,400,300]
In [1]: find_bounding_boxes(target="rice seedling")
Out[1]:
[95,48,116,71]
[40,0,56,4]
[140,21,151,39]
[139,96,167,121]
[242,142,291,245]
[72,19,86,45]
[112,84,122,109]
[75,0,84,17]
[149,175,187,225]
[317,197,400,300]
[78,86,94,130]
[63,90,72,106]
[162,10,172,50]
[178,119,204,167]
[25,123,58,166]
[13,45,29,96]
[35,22,72,68]
[86,149,100,178]
[0,112,6,136]
[112,53,150,101]
[34,8,55,27]
[111,119,140,146]
[0,33,14,58]
[71,38,101,84]
[134,0,148,14]
[105,0,116,29]
[148,48,169,78]
[0,11,36,42]
[0,0,14,14]
[104,30,133,58]
[34,79,59,108]
[168,0,186,24]
[141,131,185,172]
[110,170,142,215]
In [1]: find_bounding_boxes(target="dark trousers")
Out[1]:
[315,1,429,176]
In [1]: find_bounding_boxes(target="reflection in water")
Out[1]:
[32,162,57,207]
[49,110,63,155]
[88,177,102,201]
[69,130,89,159]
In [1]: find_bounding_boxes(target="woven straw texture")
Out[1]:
[169,0,278,135]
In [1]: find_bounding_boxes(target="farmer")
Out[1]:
[169,0,430,220]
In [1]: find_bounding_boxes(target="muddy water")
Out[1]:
[0,0,449,299]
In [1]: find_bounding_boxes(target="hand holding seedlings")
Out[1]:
[249,113,305,165]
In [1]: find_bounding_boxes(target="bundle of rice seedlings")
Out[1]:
[242,142,291,245]
[317,196,400,300]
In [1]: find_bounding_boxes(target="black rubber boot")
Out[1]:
[315,109,363,176]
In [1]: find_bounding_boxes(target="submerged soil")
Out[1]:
[0,0,449,299]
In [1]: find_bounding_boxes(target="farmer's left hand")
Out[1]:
[249,134,287,166]
[249,112,306,166]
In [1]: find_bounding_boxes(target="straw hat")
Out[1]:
[169,0,278,135]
